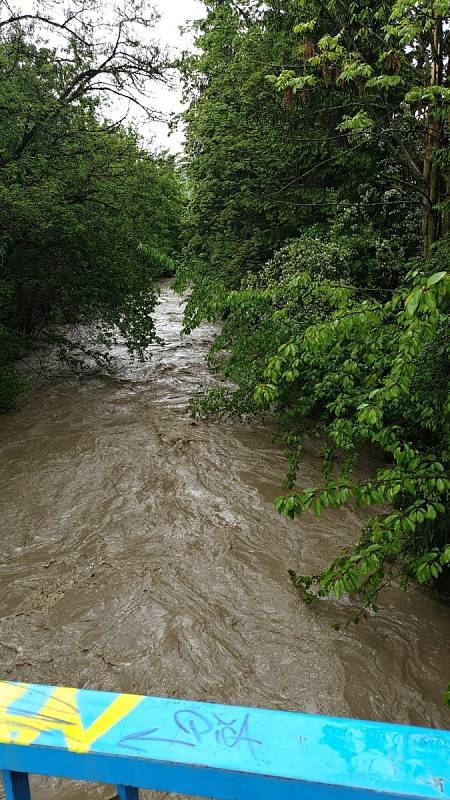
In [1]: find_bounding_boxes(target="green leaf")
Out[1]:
[405,288,421,317]
[426,271,447,287]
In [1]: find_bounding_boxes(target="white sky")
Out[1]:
[141,0,206,152]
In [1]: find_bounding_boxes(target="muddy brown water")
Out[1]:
[0,284,449,798]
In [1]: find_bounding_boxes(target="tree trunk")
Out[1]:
[422,19,443,258]
[443,106,450,238]
[443,171,450,238]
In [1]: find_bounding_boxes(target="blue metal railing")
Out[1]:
[0,681,449,800]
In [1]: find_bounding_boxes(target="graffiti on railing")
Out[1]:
[0,682,263,760]
[118,709,262,756]
[0,681,141,753]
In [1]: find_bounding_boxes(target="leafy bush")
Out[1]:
[189,229,450,617]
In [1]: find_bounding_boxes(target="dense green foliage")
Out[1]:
[193,236,450,615]
[0,2,183,410]
[178,0,387,330]
[179,0,450,616]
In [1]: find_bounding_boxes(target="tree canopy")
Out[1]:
[0,0,183,410]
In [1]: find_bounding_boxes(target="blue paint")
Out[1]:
[0,682,449,800]
[2,770,31,800]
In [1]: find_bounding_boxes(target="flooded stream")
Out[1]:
[0,284,449,798]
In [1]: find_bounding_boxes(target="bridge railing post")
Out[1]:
[116,786,139,799]
[2,771,31,800]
